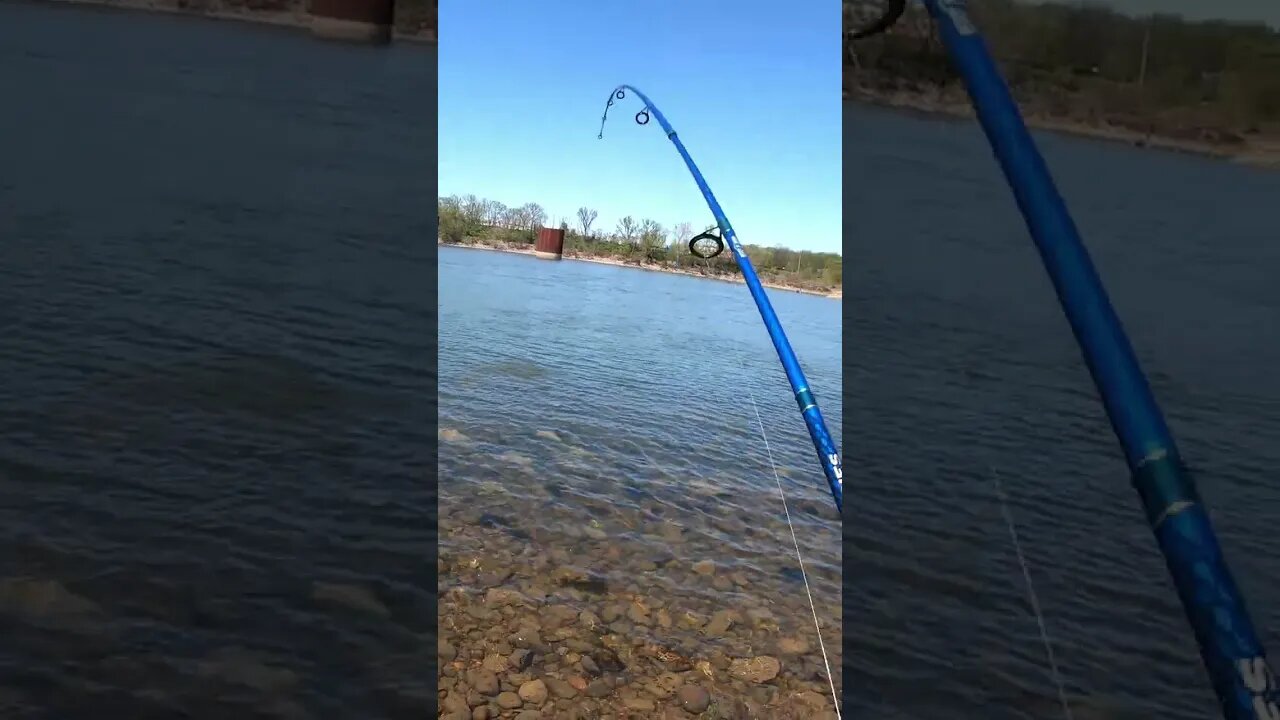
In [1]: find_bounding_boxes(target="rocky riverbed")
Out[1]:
[438,552,840,719]
[438,424,842,719]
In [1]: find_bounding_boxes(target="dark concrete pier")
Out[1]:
[310,0,394,44]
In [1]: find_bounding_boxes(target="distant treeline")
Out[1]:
[162,0,435,36]
[845,0,1280,143]
[438,194,843,291]
[392,0,435,36]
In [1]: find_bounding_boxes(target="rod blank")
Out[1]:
[602,85,844,514]
[913,2,1278,717]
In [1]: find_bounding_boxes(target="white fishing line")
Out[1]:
[991,468,1073,720]
[744,378,841,718]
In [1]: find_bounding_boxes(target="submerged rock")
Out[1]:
[729,655,781,684]
[310,581,390,618]
[0,577,101,619]
[677,684,711,713]
[518,678,547,704]
[196,647,299,692]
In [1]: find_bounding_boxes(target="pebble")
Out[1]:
[585,679,612,698]
[480,653,507,673]
[728,655,781,684]
[439,638,456,663]
[622,695,656,711]
[518,679,547,705]
[442,691,469,715]
[704,610,733,637]
[592,648,624,672]
[545,678,578,698]
[510,627,542,648]
[470,669,499,695]
[660,522,683,542]
[484,587,523,606]
[438,478,841,717]
[509,648,533,671]
[627,601,650,624]
[778,636,810,655]
[677,684,711,713]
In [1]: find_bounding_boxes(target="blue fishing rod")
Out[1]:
[852,2,1277,718]
[597,85,844,514]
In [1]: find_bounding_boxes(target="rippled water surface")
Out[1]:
[846,102,1280,719]
[438,247,843,716]
[0,3,435,718]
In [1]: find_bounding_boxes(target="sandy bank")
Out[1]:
[847,89,1280,170]
[441,241,842,299]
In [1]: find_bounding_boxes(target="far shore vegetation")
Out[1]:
[845,0,1280,165]
[438,195,843,294]
[46,0,437,40]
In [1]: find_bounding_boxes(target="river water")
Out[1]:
[845,102,1280,719]
[0,2,435,718]
[437,246,843,716]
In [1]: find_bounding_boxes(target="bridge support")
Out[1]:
[535,227,565,260]
[310,0,394,44]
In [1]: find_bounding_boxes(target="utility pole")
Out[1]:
[1137,16,1151,89]
[1137,15,1153,145]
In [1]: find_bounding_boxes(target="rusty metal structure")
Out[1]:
[310,0,394,43]
[533,227,565,260]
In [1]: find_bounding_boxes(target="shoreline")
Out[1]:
[39,0,438,44]
[441,241,843,299]
[847,89,1280,169]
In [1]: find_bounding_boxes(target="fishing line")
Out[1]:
[600,83,844,715]
[851,6,1278,718]
[991,468,1073,720]
[597,88,649,140]
[744,369,840,718]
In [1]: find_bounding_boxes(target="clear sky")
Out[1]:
[438,1,842,255]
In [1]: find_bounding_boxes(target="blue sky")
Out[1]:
[438,1,842,255]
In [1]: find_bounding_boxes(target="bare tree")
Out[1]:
[460,194,486,225]
[438,195,462,214]
[638,218,662,241]
[670,221,693,265]
[484,200,507,227]
[576,207,598,237]
[638,219,666,261]
[520,203,547,231]
[615,215,638,244]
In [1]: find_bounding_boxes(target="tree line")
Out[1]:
[438,194,842,291]
[149,0,436,37]
[845,0,1280,143]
